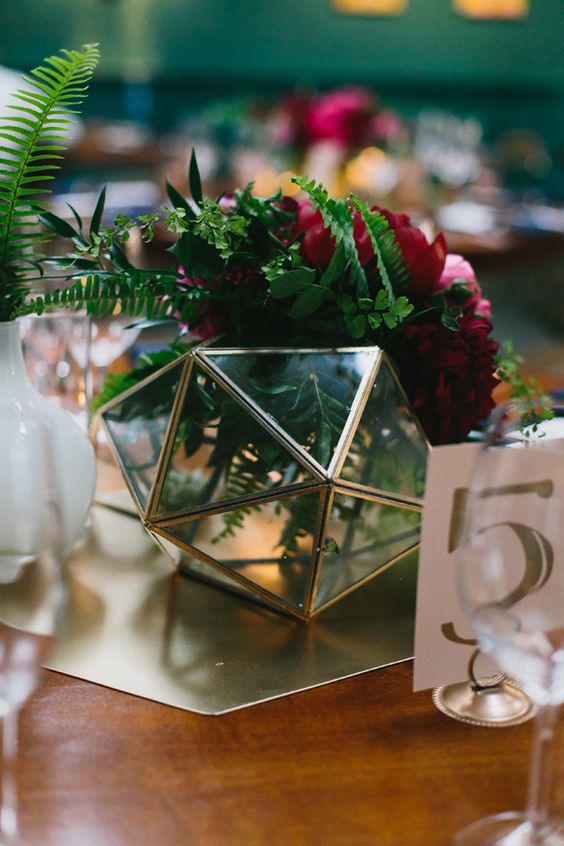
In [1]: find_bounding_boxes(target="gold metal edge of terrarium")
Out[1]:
[145,358,194,520]
[327,350,383,480]
[150,526,309,620]
[194,353,329,482]
[309,541,421,617]
[304,485,336,616]
[198,346,382,356]
[148,481,327,528]
[381,352,432,451]
[332,481,424,511]
[95,351,190,418]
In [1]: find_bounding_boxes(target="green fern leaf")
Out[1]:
[349,194,410,301]
[0,44,99,319]
[292,175,369,296]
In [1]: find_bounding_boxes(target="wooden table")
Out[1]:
[16,660,549,846]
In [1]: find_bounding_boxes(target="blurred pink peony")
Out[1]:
[371,109,406,143]
[304,87,373,149]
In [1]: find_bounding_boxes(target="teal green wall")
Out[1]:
[1,0,563,87]
[0,0,563,189]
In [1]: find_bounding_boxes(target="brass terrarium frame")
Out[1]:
[99,344,429,621]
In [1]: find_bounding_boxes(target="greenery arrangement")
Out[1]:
[0,46,551,446]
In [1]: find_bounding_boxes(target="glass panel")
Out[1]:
[315,493,420,609]
[156,364,317,516]
[102,361,184,510]
[339,358,428,498]
[203,350,377,469]
[161,492,322,611]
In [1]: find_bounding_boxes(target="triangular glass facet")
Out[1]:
[102,360,185,511]
[155,364,318,517]
[338,358,428,499]
[202,350,377,470]
[160,491,322,611]
[314,492,421,610]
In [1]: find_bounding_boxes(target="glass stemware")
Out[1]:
[0,425,64,845]
[454,407,564,845]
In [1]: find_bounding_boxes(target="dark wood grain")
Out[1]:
[14,662,546,846]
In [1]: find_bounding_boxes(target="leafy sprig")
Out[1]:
[495,341,554,435]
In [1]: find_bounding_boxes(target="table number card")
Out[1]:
[413,439,564,692]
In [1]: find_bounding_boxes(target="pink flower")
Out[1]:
[439,254,476,290]
[371,109,406,143]
[304,87,373,149]
[439,254,491,317]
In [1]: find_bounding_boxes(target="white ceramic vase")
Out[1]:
[0,320,96,561]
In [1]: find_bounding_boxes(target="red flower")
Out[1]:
[294,201,336,267]
[304,87,373,149]
[191,306,230,340]
[294,199,374,268]
[392,313,499,444]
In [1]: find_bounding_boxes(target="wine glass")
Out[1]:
[455,405,564,845]
[0,424,64,845]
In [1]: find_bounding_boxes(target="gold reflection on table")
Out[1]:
[48,502,417,714]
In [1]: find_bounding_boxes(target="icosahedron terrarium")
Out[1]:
[100,343,428,619]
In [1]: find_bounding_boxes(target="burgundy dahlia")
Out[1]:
[392,313,499,445]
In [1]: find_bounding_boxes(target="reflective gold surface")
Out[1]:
[47,502,417,714]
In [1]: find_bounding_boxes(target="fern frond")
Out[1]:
[13,271,210,323]
[292,176,369,297]
[349,195,410,300]
[0,44,99,319]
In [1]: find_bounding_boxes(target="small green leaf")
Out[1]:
[269,267,316,299]
[346,313,367,338]
[358,297,373,313]
[289,286,326,319]
[441,306,463,331]
[165,179,194,217]
[317,417,332,467]
[374,289,389,310]
[189,148,203,204]
[338,294,356,314]
[90,186,106,236]
[319,242,346,287]
[324,537,340,556]
[382,312,398,330]
[367,312,382,330]
[391,295,414,319]
[36,208,78,239]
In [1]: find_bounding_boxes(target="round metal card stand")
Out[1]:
[432,650,537,728]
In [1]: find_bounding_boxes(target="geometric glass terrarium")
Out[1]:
[99,343,429,620]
